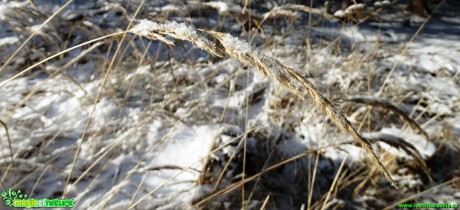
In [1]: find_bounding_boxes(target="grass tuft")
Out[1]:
[129,20,397,188]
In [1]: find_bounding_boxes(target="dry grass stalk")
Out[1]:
[130,20,225,57]
[0,0,73,75]
[193,149,316,207]
[278,4,337,21]
[341,96,429,140]
[129,20,397,188]
[0,119,15,175]
[364,133,432,181]
[321,154,348,210]
[262,6,300,21]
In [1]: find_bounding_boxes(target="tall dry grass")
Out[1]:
[129,19,396,188]
[2,0,458,209]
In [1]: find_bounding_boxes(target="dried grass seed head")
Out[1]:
[130,19,223,57]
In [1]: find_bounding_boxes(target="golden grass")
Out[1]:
[0,119,14,177]
[341,96,429,140]
[2,1,457,209]
[128,19,397,189]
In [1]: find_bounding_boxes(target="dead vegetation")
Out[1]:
[0,0,459,209]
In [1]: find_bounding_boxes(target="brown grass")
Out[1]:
[128,20,397,188]
[4,1,456,209]
[340,95,429,140]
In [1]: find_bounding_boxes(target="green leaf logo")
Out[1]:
[1,190,7,198]
[1,188,28,207]
[1,188,14,207]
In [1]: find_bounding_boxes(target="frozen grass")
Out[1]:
[1,0,459,209]
[129,19,398,189]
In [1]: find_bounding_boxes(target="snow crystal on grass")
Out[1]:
[217,33,289,82]
[333,3,364,18]
[221,33,255,56]
[345,3,365,13]
[205,1,242,14]
[130,19,159,37]
[333,10,346,18]
[131,20,218,55]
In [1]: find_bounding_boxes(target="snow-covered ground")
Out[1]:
[0,0,459,209]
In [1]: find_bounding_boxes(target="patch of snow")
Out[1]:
[0,36,18,46]
[334,10,346,18]
[125,65,152,81]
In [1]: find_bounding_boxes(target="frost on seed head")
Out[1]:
[165,21,216,51]
[211,32,285,80]
[130,19,160,37]
[130,19,222,56]
[220,33,257,57]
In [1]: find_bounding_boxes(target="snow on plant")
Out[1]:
[129,19,397,187]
